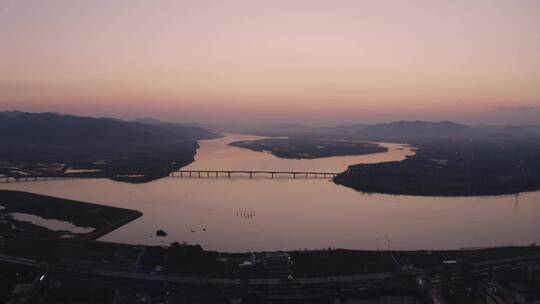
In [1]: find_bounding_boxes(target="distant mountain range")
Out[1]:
[0,112,170,146]
[3,112,537,147]
[205,120,540,142]
[203,123,318,137]
[0,112,218,146]
[353,120,474,141]
[476,125,540,139]
[133,117,220,140]
[0,112,217,166]
[1,111,538,183]
[203,120,474,141]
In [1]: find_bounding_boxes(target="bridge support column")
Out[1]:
[271,173,274,178]
[198,172,201,178]
[189,172,192,177]
[207,172,209,177]
[216,172,218,178]
[293,173,296,179]
[228,172,231,178]
[249,172,252,178]
[306,173,308,178]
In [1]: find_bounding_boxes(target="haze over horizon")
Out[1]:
[1,0,539,125]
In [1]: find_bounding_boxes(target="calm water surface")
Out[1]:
[1,134,539,252]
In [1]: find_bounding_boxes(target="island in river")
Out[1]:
[229,138,388,159]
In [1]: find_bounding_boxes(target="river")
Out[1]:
[1,134,539,252]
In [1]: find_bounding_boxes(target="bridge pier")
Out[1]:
[216,172,218,178]
[228,172,231,178]
[249,172,253,178]
[271,173,274,178]
[293,173,296,179]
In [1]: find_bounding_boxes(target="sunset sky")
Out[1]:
[1,0,539,125]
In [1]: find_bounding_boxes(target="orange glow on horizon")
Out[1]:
[1,0,539,124]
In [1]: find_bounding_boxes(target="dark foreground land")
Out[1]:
[230,138,388,159]
[0,191,539,303]
[1,238,539,304]
[0,190,141,240]
[335,136,540,196]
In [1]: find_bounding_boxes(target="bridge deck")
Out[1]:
[172,170,339,178]
[0,170,340,183]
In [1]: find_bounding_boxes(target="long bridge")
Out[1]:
[0,170,340,184]
[171,170,339,179]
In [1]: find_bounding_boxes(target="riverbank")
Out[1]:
[0,142,199,184]
[2,237,539,279]
[0,190,142,240]
[334,137,540,196]
[4,243,539,303]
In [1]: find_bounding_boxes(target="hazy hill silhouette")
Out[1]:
[1,112,166,145]
[0,112,209,177]
[0,112,215,145]
[203,121,473,141]
[356,120,473,141]
[133,117,220,140]
[203,123,316,137]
